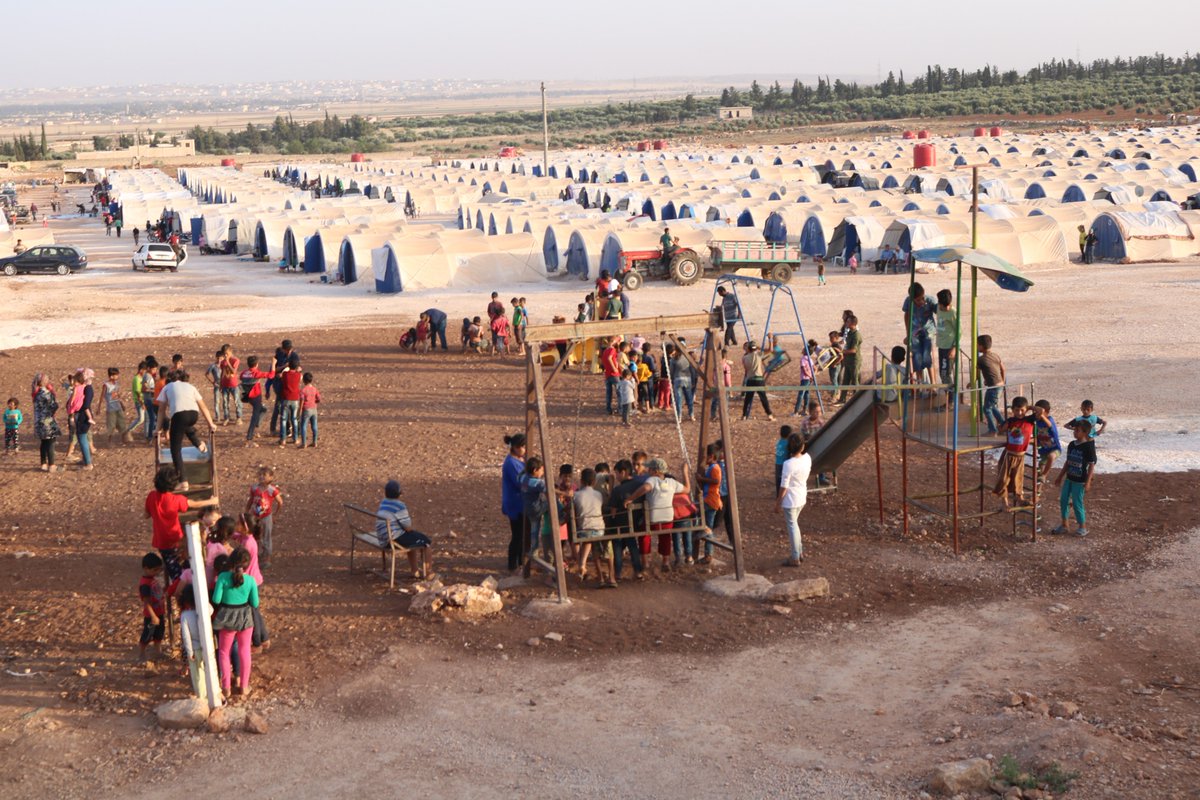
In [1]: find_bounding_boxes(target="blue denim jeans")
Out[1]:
[299,409,318,446]
[612,535,644,577]
[144,397,157,439]
[671,519,694,561]
[220,387,242,421]
[672,379,694,417]
[793,379,815,413]
[782,505,803,560]
[278,400,299,442]
[700,507,718,557]
[78,431,92,466]
[604,375,618,414]
[983,387,1004,433]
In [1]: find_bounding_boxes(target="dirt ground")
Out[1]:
[1,187,1200,798]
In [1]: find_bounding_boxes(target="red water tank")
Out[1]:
[973,127,987,137]
[636,141,649,152]
[989,126,1003,137]
[902,130,916,140]
[220,158,236,167]
[917,130,931,139]
[913,143,936,169]
[349,153,364,163]
[652,139,667,150]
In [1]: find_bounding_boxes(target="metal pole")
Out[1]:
[541,82,550,180]
[714,348,744,581]
[969,168,981,439]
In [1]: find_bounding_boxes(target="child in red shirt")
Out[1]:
[993,396,1034,508]
[299,372,321,448]
[490,314,511,357]
[144,465,220,581]
[245,467,283,568]
[415,313,431,354]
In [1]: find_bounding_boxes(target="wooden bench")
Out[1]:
[342,503,425,589]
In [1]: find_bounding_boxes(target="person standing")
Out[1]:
[816,256,826,286]
[600,338,621,416]
[1076,225,1087,262]
[423,307,448,351]
[837,315,862,404]
[157,370,216,490]
[740,341,774,420]
[1084,229,1097,264]
[32,373,60,472]
[775,433,812,566]
[716,286,740,346]
[902,283,936,385]
[501,433,527,572]
[114,217,123,238]
[1053,421,1097,537]
[217,345,241,425]
[133,227,141,247]
[238,356,274,445]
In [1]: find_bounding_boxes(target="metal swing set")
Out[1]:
[520,310,747,603]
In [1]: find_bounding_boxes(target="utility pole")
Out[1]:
[541,81,549,178]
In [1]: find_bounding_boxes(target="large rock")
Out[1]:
[700,573,773,600]
[409,590,444,615]
[930,758,992,794]
[244,711,269,735]
[519,597,598,622]
[765,577,830,603]
[155,697,210,730]
[207,707,229,734]
[410,583,502,617]
[441,584,503,616]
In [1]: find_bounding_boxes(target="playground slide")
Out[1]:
[805,388,889,475]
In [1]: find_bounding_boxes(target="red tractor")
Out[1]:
[615,246,703,291]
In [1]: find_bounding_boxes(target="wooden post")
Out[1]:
[184,521,222,709]
[901,432,909,538]
[871,403,884,524]
[713,334,745,580]
[529,350,569,602]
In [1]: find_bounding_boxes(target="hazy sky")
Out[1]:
[7,0,1196,89]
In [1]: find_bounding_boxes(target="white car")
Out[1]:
[132,242,187,271]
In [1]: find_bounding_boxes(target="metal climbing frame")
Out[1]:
[892,244,1038,554]
[521,311,746,603]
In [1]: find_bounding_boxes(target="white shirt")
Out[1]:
[645,476,685,524]
[779,453,812,509]
[162,380,202,417]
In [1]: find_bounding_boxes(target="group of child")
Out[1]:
[139,465,283,700]
[509,440,736,586]
[990,396,1105,537]
[8,340,324,470]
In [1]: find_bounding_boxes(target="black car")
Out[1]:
[0,245,89,276]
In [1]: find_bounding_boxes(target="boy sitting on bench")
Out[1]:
[375,480,433,579]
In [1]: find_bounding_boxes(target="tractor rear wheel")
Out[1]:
[769,262,794,283]
[669,252,702,286]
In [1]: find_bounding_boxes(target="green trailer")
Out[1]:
[707,240,803,283]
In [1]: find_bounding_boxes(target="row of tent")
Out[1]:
[117,124,1200,296]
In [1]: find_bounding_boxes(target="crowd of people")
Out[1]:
[6,335,327,697]
[7,339,324,476]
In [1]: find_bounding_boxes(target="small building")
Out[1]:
[718,106,754,121]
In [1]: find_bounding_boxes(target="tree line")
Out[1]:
[188,112,387,155]
[720,52,1200,109]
